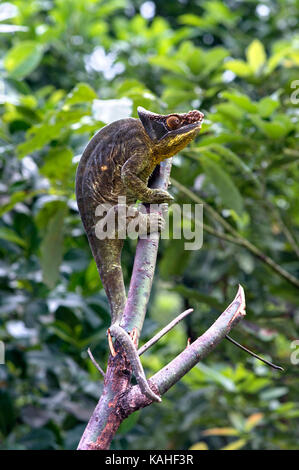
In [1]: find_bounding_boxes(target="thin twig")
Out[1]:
[262,200,299,259]
[225,335,283,371]
[138,308,194,356]
[124,285,246,399]
[172,177,239,237]
[172,178,299,289]
[185,147,299,257]
[87,348,106,377]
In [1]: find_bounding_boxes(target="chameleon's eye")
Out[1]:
[166,115,181,130]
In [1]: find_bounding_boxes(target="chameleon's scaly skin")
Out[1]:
[76,118,148,324]
[76,107,204,401]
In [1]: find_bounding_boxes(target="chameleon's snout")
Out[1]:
[183,109,204,125]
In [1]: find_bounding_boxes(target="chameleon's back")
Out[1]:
[76,118,144,235]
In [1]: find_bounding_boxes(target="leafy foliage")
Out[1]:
[0,0,299,450]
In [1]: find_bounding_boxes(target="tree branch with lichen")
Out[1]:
[77,162,251,451]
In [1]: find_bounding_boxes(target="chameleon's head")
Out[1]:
[137,106,204,161]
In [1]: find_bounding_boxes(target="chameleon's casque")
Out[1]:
[76,107,204,326]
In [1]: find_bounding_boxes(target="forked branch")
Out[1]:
[78,163,249,451]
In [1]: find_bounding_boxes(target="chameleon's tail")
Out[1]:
[87,234,127,325]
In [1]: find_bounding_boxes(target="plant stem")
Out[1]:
[172,178,299,289]
[138,308,194,356]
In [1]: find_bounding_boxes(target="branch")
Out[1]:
[185,148,299,258]
[122,285,246,410]
[172,178,299,289]
[171,177,240,237]
[87,348,105,377]
[120,159,173,338]
[262,200,299,259]
[77,161,173,450]
[138,308,194,356]
[225,335,284,371]
[151,285,246,395]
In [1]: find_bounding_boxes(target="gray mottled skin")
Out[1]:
[75,107,204,402]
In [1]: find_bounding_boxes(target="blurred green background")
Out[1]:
[0,0,299,450]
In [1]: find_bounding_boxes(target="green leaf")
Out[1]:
[162,88,196,108]
[246,39,266,74]
[160,239,191,278]
[40,205,67,288]
[224,60,252,77]
[196,134,247,146]
[216,103,244,121]
[64,83,97,106]
[267,155,299,172]
[178,14,206,27]
[250,116,289,139]
[149,56,188,74]
[118,411,140,434]
[221,91,258,113]
[196,363,236,392]
[0,190,42,216]
[266,48,290,73]
[49,325,79,347]
[4,41,44,79]
[0,227,27,247]
[202,47,228,75]
[169,285,222,309]
[260,387,288,401]
[200,155,244,215]
[221,438,247,450]
[17,123,62,158]
[209,145,254,177]
[257,97,279,118]
[40,147,74,185]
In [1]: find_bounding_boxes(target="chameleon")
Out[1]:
[76,106,204,402]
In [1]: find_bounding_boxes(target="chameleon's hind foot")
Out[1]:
[128,211,165,238]
[143,188,174,204]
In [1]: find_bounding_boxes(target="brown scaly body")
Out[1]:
[76,107,204,402]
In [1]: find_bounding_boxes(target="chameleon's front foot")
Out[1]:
[143,188,174,204]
